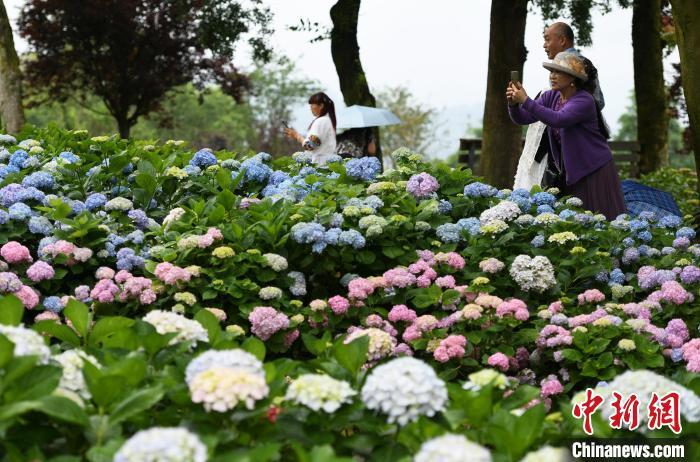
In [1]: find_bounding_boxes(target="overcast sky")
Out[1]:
[4,0,679,158]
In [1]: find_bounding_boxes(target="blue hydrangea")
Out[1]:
[85,193,107,210]
[628,219,649,232]
[0,210,8,225]
[345,157,381,182]
[184,165,201,176]
[364,195,384,211]
[621,237,635,248]
[338,229,366,249]
[676,227,696,240]
[559,209,576,220]
[58,151,80,164]
[190,149,218,168]
[637,211,656,222]
[28,216,53,235]
[510,188,530,198]
[21,171,55,190]
[8,202,32,221]
[456,217,481,236]
[323,227,342,245]
[609,268,625,285]
[299,166,317,177]
[43,296,65,313]
[121,163,134,175]
[0,183,24,206]
[463,182,497,198]
[621,247,640,264]
[661,246,676,255]
[268,170,291,186]
[241,159,272,183]
[595,271,609,283]
[8,150,28,168]
[330,213,344,228]
[19,186,45,203]
[66,199,86,215]
[658,215,682,228]
[532,192,556,206]
[671,348,684,363]
[531,235,545,247]
[116,248,145,271]
[509,195,532,212]
[536,204,555,215]
[312,241,327,253]
[126,230,145,244]
[438,199,452,214]
[128,209,149,229]
[111,186,131,196]
[637,230,652,242]
[291,222,326,245]
[436,223,462,243]
[288,271,307,296]
[638,244,651,256]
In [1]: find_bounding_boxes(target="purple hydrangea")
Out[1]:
[406,172,439,199]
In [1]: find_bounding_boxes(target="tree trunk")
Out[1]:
[329,0,382,159]
[670,0,700,200]
[633,0,669,174]
[0,0,24,134]
[480,0,528,188]
[116,115,131,139]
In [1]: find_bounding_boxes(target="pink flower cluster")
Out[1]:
[388,304,417,323]
[1,241,32,264]
[0,272,22,293]
[647,281,693,305]
[248,306,290,341]
[433,335,467,362]
[664,319,689,348]
[383,268,416,288]
[402,314,438,342]
[328,295,350,315]
[568,308,607,328]
[479,258,505,274]
[15,285,39,309]
[434,252,466,270]
[537,324,573,348]
[406,172,439,199]
[681,339,700,372]
[90,269,156,304]
[487,352,510,372]
[408,259,438,288]
[540,376,564,398]
[474,294,503,309]
[154,262,191,285]
[348,278,375,300]
[577,289,605,305]
[196,227,224,248]
[40,240,92,264]
[26,261,55,282]
[435,275,456,289]
[495,298,529,321]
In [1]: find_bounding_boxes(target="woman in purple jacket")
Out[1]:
[506,51,625,220]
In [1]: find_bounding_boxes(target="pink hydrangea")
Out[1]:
[408,259,432,274]
[495,298,529,320]
[383,268,417,288]
[139,289,157,305]
[416,249,435,263]
[15,285,39,309]
[388,304,417,322]
[248,306,290,341]
[540,377,564,397]
[664,319,689,348]
[154,262,191,285]
[90,279,120,303]
[1,241,32,264]
[435,275,456,289]
[487,352,510,372]
[416,275,432,288]
[95,267,115,280]
[115,270,132,284]
[72,247,93,262]
[406,172,439,199]
[647,281,692,305]
[681,339,700,373]
[206,227,224,240]
[433,335,467,363]
[34,311,60,323]
[474,294,503,308]
[328,295,350,315]
[394,343,413,356]
[348,278,375,300]
[284,329,300,348]
[434,252,465,270]
[548,301,564,314]
[577,289,605,305]
[479,258,505,274]
[365,314,384,328]
[74,285,90,301]
[0,272,22,293]
[537,324,573,348]
[26,261,55,282]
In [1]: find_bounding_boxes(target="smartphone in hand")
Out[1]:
[510,71,520,85]
[282,120,290,129]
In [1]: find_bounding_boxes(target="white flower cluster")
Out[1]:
[53,349,101,400]
[105,197,134,211]
[114,427,207,462]
[185,349,264,386]
[345,328,396,361]
[189,366,269,412]
[596,370,700,425]
[509,255,556,293]
[520,446,570,462]
[414,434,492,462]
[142,310,208,346]
[285,373,356,413]
[162,207,186,229]
[361,357,448,425]
[263,253,288,272]
[0,324,51,364]
[479,200,521,225]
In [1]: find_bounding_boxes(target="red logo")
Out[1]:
[572,388,605,435]
[648,392,682,434]
[609,392,640,431]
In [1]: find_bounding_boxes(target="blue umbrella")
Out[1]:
[621,180,682,219]
[336,105,401,129]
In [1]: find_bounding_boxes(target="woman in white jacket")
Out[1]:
[284,92,337,165]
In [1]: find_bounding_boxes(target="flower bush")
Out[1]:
[0,127,697,460]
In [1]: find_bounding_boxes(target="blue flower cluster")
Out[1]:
[658,215,682,228]
[531,235,545,247]
[21,171,55,190]
[58,151,80,164]
[116,248,146,271]
[43,296,65,313]
[345,157,381,182]
[291,222,366,253]
[28,216,53,235]
[436,223,462,243]
[463,182,498,198]
[532,192,556,206]
[85,193,107,211]
[190,149,218,168]
[128,209,150,229]
[8,202,33,221]
[676,227,696,240]
[536,204,555,215]
[0,183,46,206]
[438,199,452,214]
[344,195,384,213]
[456,217,481,236]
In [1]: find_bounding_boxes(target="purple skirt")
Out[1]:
[563,160,626,220]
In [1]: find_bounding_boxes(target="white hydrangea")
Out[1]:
[285,374,356,413]
[414,434,492,462]
[565,197,583,207]
[142,310,208,346]
[345,328,396,361]
[105,197,134,211]
[185,349,264,385]
[509,255,556,293]
[263,253,288,272]
[18,138,40,149]
[189,367,269,412]
[53,349,101,400]
[0,324,51,364]
[479,200,521,225]
[163,207,186,229]
[597,370,700,426]
[520,446,570,462]
[361,357,448,426]
[259,286,283,300]
[533,213,561,225]
[0,134,17,145]
[114,427,207,462]
[515,214,534,225]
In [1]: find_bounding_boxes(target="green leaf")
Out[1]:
[302,332,331,357]
[560,348,583,362]
[242,337,266,361]
[5,365,61,402]
[109,386,164,424]
[381,246,405,259]
[0,335,14,368]
[89,316,135,347]
[596,352,613,368]
[217,190,236,210]
[0,295,24,326]
[194,309,220,345]
[0,400,42,421]
[333,334,369,379]
[408,285,443,309]
[39,395,89,426]
[64,299,90,338]
[33,320,81,347]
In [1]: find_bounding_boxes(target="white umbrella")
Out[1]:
[336,105,401,129]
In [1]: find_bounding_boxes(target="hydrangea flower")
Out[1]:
[142,310,208,346]
[414,434,492,462]
[248,306,289,341]
[189,366,268,412]
[185,349,264,385]
[361,357,448,425]
[346,157,381,181]
[0,324,51,363]
[509,255,556,293]
[189,149,217,168]
[114,427,207,462]
[285,374,356,413]
[406,172,439,199]
[54,349,100,400]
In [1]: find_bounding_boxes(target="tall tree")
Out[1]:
[329,0,382,156]
[0,0,25,134]
[632,0,669,173]
[18,0,272,138]
[669,0,700,198]
[480,0,528,188]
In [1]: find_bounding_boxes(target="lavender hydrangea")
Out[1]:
[346,157,381,181]
[406,172,439,199]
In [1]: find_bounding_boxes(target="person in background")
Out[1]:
[335,127,377,159]
[507,51,625,220]
[284,92,337,166]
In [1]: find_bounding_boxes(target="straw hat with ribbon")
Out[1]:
[542,51,588,82]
